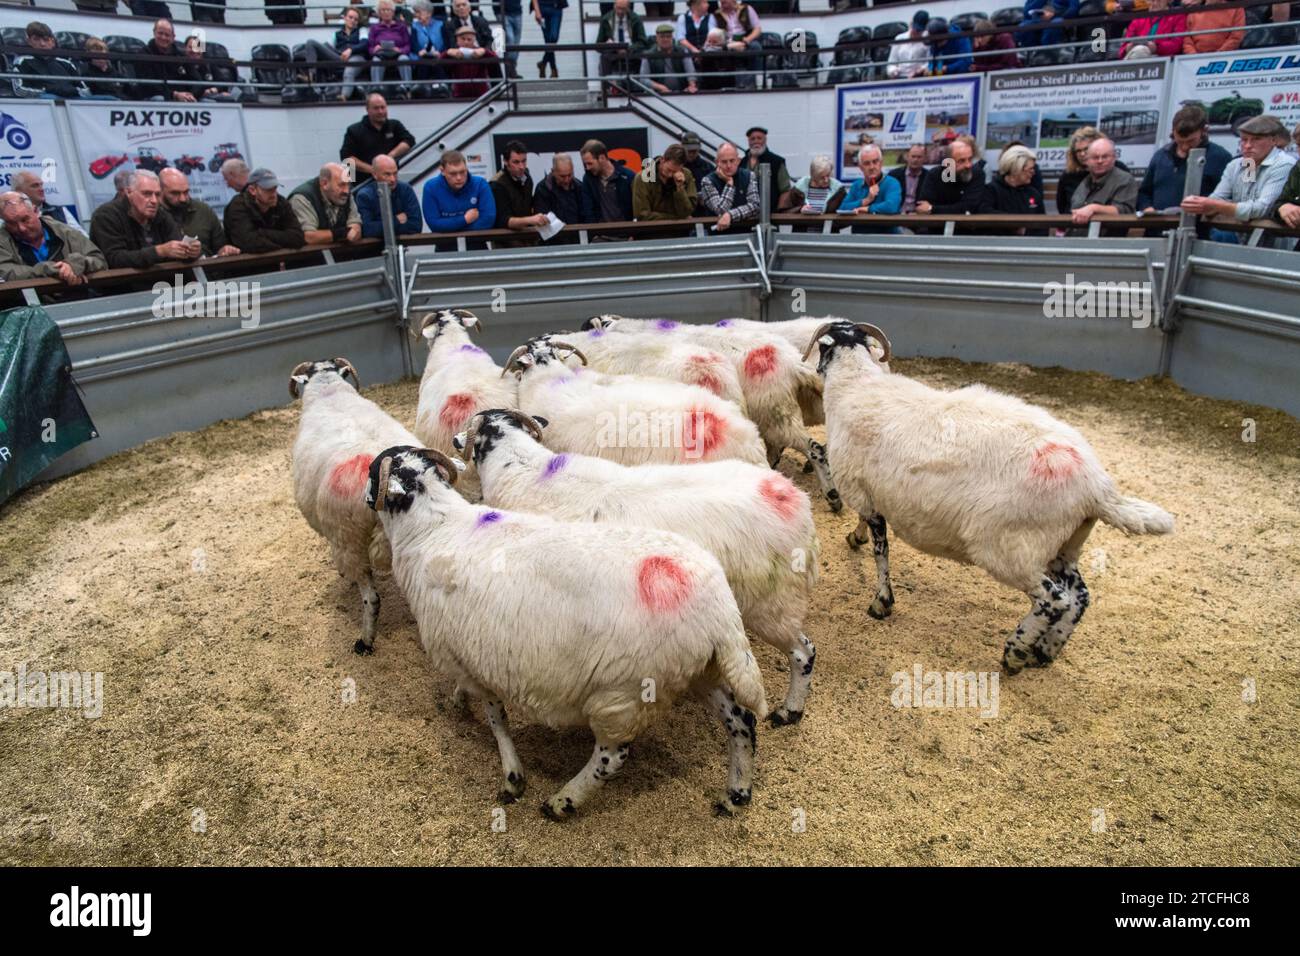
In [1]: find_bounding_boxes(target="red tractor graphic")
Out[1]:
[88,153,130,179]
[174,153,205,174]
[209,143,244,173]
[134,146,170,173]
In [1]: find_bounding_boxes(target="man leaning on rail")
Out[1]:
[90,171,201,271]
[291,163,363,247]
[1182,115,1298,246]
[222,168,307,255]
[0,193,106,287]
[159,168,240,258]
[355,156,423,242]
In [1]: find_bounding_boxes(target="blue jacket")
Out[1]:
[840,174,902,215]
[1137,139,1233,212]
[355,179,423,239]
[930,26,973,74]
[422,174,497,232]
[1019,0,1078,47]
[412,19,445,55]
[579,163,636,222]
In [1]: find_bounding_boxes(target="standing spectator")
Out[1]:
[191,0,227,23]
[712,0,762,89]
[411,1,448,90]
[493,0,524,79]
[888,144,932,215]
[579,139,636,223]
[298,5,370,102]
[1182,116,1297,243]
[698,142,760,233]
[291,163,363,246]
[744,126,790,212]
[266,0,307,25]
[1183,0,1246,55]
[222,159,251,195]
[886,10,931,79]
[135,19,195,103]
[90,171,200,270]
[1138,106,1233,215]
[787,156,845,214]
[1118,0,1187,59]
[441,25,499,99]
[840,144,903,216]
[645,1,674,16]
[0,193,105,285]
[79,38,129,100]
[1018,0,1079,51]
[159,168,240,257]
[989,145,1045,214]
[13,22,85,100]
[642,24,698,93]
[925,17,973,75]
[369,0,414,98]
[532,0,567,78]
[1070,137,1139,228]
[597,0,648,88]
[490,139,548,238]
[421,150,497,232]
[632,144,698,221]
[11,171,84,234]
[970,19,1021,72]
[676,0,712,54]
[533,154,592,237]
[354,154,423,240]
[223,168,306,253]
[341,94,417,183]
[442,0,495,50]
[917,139,991,214]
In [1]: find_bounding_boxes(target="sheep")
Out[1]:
[364,444,768,819]
[289,357,420,655]
[578,314,841,511]
[503,337,768,468]
[455,408,821,725]
[413,308,518,459]
[804,320,1175,674]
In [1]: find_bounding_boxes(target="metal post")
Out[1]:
[1179,147,1206,231]
[377,180,415,379]
[758,163,772,252]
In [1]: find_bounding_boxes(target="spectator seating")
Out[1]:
[833,26,873,84]
[104,34,149,98]
[56,32,94,53]
[784,29,820,85]
[250,42,295,101]
[871,21,906,79]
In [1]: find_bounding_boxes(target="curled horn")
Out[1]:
[418,312,441,336]
[288,361,314,398]
[453,308,483,330]
[853,324,891,364]
[498,409,544,443]
[420,449,460,487]
[372,455,393,512]
[801,324,839,363]
[501,345,530,377]
[332,357,361,389]
[551,341,588,366]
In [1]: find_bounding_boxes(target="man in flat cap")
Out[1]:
[744,126,790,212]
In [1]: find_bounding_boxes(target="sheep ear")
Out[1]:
[819,334,834,347]
[421,324,439,341]
[459,312,478,329]
[531,415,549,430]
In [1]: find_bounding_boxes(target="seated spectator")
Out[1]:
[888,144,932,215]
[222,159,251,195]
[79,38,129,100]
[989,145,1045,214]
[1071,137,1139,228]
[712,0,764,90]
[12,171,83,234]
[369,0,414,97]
[421,149,497,232]
[1138,105,1232,215]
[840,145,903,222]
[642,24,698,94]
[442,25,499,99]
[971,19,1021,72]
[788,156,845,214]
[113,169,133,199]
[1018,0,1079,51]
[676,0,713,55]
[597,0,648,89]
[745,127,791,213]
[135,19,197,103]
[696,28,733,92]
[632,144,698,221]
[411,0,447,89]
[159,168,240,257]
[1183,0,1246,55]
[191,0,227,24]
[0,192,105,285]
[442,0,495,51]
[925,17,973,75]
[298,6,369,102]
[681,133,715,198]
[579,139,636,223]
[184,34,240,102]
[491,139,548,242]
[291,163,363,246]
[1182,116,1297,243]
[1056,126,1131,215]
[1118,0,1187,59]
[341,94,417,184]
[1271,162,1300,230]
[698,142,760,233]
[887,11,931,80]
[90,170,200,269]
[13,22,85,100]
[354,154,422,240]
[955,133,989,184]
[917,139,991,214]
[223,168,307,254]
[533,154,592,240]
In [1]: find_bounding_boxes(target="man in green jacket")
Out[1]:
[631,144,698,221]
[222,168,307,255]
[0,192,106,284]
[160,168,240,258]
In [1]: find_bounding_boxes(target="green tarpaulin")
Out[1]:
[0,306,97,505]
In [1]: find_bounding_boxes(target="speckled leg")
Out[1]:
[806,438,841,512]
[484,699,526,803]
[708,687,757,816]
[354,573,379,655]
[1003,575,1072,675]
[540,739,630,821]
[769,633,816,727]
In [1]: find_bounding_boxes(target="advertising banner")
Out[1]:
[0,101,78,212]
[66,102,251,215]
[1167,47,1300,155]
[985,60,1167,175]
[835,75,982,178]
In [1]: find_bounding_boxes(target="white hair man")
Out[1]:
[89,170,201,269]
[0,192,106,285]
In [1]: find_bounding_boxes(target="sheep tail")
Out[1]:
[1097,489,1175,536]
[712,630,768,720]
[794,363,825,426]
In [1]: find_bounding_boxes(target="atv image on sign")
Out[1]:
[174,154,205,174]
[1182,92,1265,132]
[88,154,130,179]
[209,143,243,173]
[0,113,32,152]
[134,146,170,173]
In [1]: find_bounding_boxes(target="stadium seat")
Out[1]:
[56,32,93,52]
[758,32,788,87]
[1073,0,1120,40]
[952,13,987,33]
[104,35,149,99]
[871,20,908,74]
[204,41,247,101]
[1239,26,1281,49]
[991,7,1021,28]
[0,53,17,98]
[784,30,820,87]
[832,27,872,85]
[251,43,296,103]
[1,27,28,49]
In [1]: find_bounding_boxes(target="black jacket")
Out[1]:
[988,174,1046,216]
[89,195,183,269]
[78,59,128,99]
[340,116,417,180]
[441,13,494,51]
[490,170,536,228]
[222,190,306,253]
[888,165,932,213]
[533,173,592,237]
[918,166,992,214]
[134,40,191,100]
[15,51,84,99]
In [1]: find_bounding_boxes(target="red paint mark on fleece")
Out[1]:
[682,407,725,459]
[686,354,724,395]
[328,453,372,498]
[438,392,477,432]
[759,474,802,522]
[743,344,778,380]
[637,556,693,613]
[1028,442,1083,483]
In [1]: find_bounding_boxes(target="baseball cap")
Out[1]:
[927,18,949,37]
[681,131,701,147]
[911,10,930,29]
[248,167,281,189]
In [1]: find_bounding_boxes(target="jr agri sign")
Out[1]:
[1168,47,1300,156]
[66,102,251,215]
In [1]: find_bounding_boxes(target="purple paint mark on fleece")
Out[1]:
[714,319,734,328]
[654,319,679,331]
[542,454,569,479]
[476,510,503,528]
[586,328,605,338]
[456,344,486,354]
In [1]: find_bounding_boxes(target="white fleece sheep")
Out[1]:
[365,445,768,819]
[413,308,518,458]
[504,337,767,467]
[289,358,420,654]
[806,321,1175,674]
[456,408,821,724]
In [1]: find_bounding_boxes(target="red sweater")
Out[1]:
[1119,13,1188,58]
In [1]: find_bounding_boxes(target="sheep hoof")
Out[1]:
[498,788,520,805]
[712,800,735,818]
[867,600,892,620]
[768,708,803,727]
[353,638,374,655]
[802,460,814,474]
[540,797,577,822]
[827,492,843,513]
[846,532,862,551]
[1002,654,1025,676]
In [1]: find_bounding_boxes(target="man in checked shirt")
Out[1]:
[698,142,760,233]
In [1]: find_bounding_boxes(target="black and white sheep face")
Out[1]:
[453,409,549,465]
[420,308,480,345]
[365,445,461,514]
[288,358,360,398]
[579,314,624,331]
[811,323,874,377]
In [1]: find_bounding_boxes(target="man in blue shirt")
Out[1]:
[840,144,903,234]
[926,18,973,75]
[422,150,497,232]
[1138,105,1233,215]
[355,155,423,241]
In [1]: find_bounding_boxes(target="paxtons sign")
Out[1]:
[67,101,251,216]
